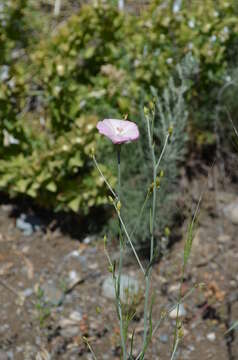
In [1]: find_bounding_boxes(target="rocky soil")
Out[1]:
[0,168,237,360]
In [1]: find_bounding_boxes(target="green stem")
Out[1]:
[116,145,127,360]
[130,190,150,239]
[141,152,156,357]
[92,155,117,199]
[140,116,169,359]
[114,208,145,275]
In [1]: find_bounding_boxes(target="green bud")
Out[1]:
[116,201,121,213]
[155,176,160,188]
[96,306,101,314]
[103,235,107,247]
[160,170,164,178]
[108,196,114,204]
[197,282,206,290]
[164,227,170,237]
[149,101,154,110]
[149,182,154,193]
[89,147,95,158]
[144,106,149,116]
[178,327,184,339]
[168,125,173,137]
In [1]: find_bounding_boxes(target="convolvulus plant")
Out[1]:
[90,112,168,359]
[90,61,199,359]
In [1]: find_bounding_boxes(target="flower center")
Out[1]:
[115,126,124,135]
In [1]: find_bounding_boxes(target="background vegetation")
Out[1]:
[1,0,238,246]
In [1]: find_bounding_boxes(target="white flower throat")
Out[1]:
[115,126,125,135]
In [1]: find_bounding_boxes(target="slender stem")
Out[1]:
[93,152,144,275]
[130,190,150,239]
[141,117,169,358]
[114,208,145,275]
[171,338,180,360]
[83,337,98,360]
[141,153,156,356]
[172,189,203,353]
[155,133,169,172]
[92,155,117,199]
[116,145,127,360]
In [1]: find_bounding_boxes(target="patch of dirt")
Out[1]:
[0,167,237,360]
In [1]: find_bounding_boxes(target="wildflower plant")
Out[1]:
[91,62,201,359]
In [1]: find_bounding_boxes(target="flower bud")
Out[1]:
[103,235,107,246]
[116,201,122,212]
[164,227,170,237]
[144,106,149,116]
[108,265,113,273]
[178,323,184,339]
[160,170,164,178]
[155,176,160,188]
[108,196,114,204]
[89,147,95,158]
[168,125,173,137]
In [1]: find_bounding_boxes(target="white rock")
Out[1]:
[67,270,82,289]
[69,311,82,322]
[168,284,180,293]
[169,304,187,319]
[102,274,140,302]
[206,332,216,342]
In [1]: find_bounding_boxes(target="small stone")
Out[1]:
[23,288,33,297]
[230,280,237,288]
[83,235,96,244]
[206,332,216,342]
[69,311,82,322]
[102,274,140,302]
[187,345,195,352]
[169,304,187,319]
[42,283,64,306]
[159,334,169,343]
[60,325,79,339]
[168,284,180,293]
[16,214,33,236]
[223,199,238,225]
[67,270,82,290]
[58,311,82,331]
[217,234,231,244]
[67,250,80,258]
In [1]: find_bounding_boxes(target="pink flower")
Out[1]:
[97,119,139,144]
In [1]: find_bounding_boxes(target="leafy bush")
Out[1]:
[0,115,114,213]
[32,3,137,133]
[1,0,238,229]
[133,0,238,140]
[0,2,117,214]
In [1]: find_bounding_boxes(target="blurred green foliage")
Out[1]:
[0,0,238,225]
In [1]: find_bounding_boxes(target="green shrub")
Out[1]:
[1,0,238,231]
[32,3,137,133]
[137,0,238,140]
[0,114,115,213]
